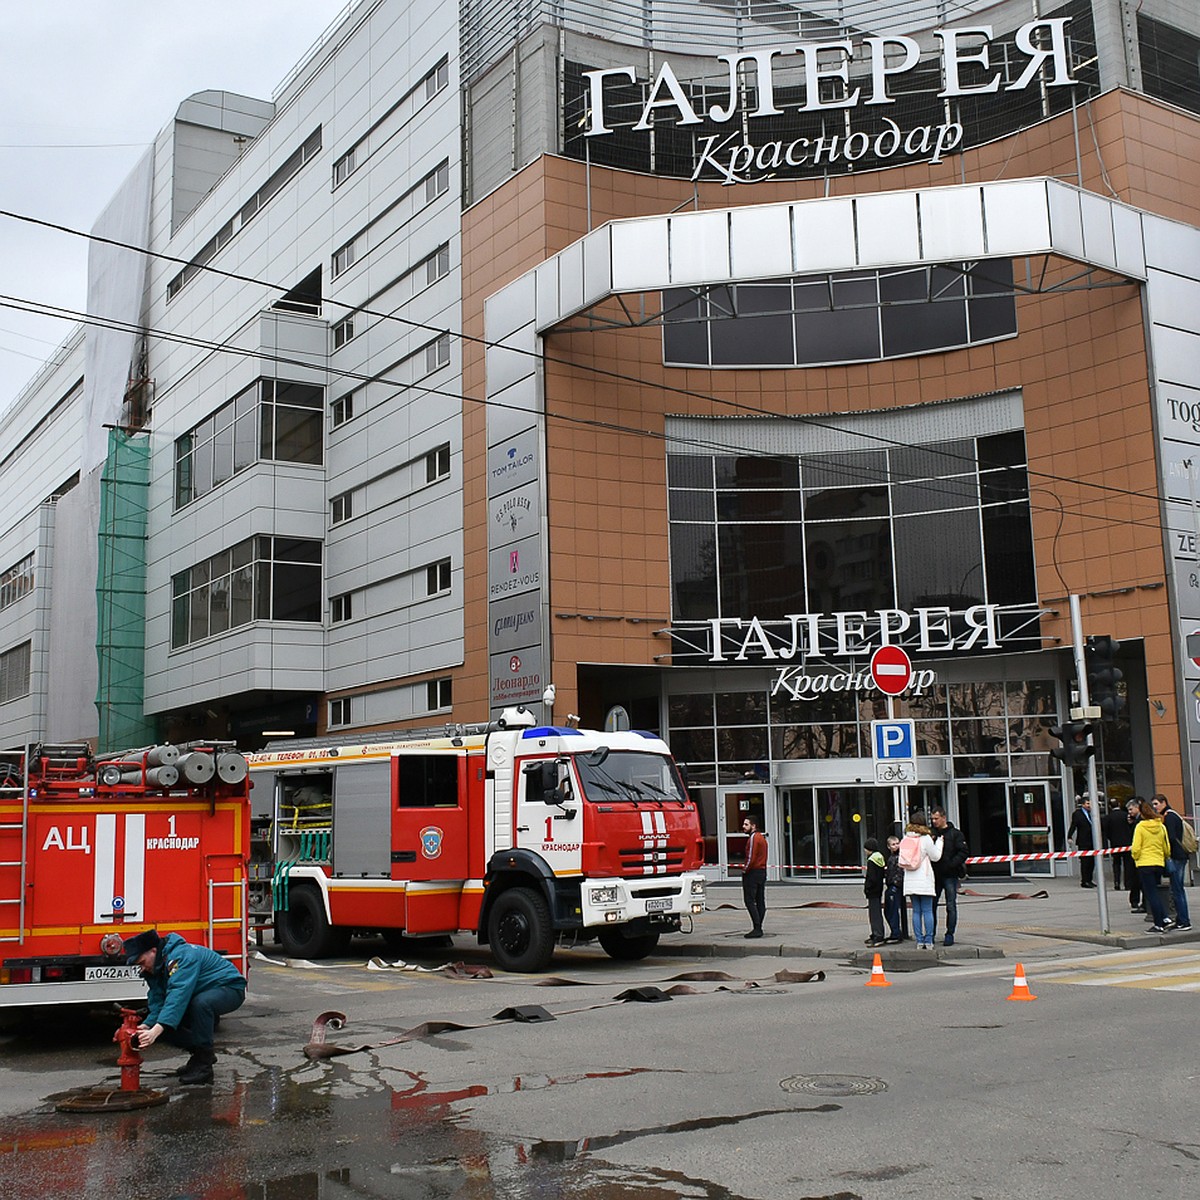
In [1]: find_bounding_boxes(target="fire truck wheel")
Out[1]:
[277,887,351,959]
[597,928,661,961]
[487,888,554,973]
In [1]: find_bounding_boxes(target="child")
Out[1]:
[884,834,908,943]
[863,837,887,947]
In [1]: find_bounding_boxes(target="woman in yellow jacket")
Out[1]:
[1130,799,1173,933]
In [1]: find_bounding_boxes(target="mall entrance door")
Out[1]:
[957,781,1053,876]
[718,786,778,881]
[780,787,942,880]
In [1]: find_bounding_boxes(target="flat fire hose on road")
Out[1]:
[303,968,826,1059]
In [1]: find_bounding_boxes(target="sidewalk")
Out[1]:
[665,877,1198,968]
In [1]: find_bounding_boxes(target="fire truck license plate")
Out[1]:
[85,966,143,982]
[644,898,672,913]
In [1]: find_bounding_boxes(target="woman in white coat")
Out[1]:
[899,815,943,949]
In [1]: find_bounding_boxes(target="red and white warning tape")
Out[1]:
[754,848,1126,872]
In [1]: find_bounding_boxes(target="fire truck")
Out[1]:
[0,741,251,1008]
[247,707,706,972]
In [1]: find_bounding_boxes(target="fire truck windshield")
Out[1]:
[573,751,688,804]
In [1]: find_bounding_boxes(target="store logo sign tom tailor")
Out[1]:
[582,19,1077,185]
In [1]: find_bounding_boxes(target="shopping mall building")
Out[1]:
[3,0,1200,880]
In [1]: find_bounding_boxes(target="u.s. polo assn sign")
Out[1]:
[581,18,1078,184]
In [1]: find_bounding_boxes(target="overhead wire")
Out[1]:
[0,202,1166,538]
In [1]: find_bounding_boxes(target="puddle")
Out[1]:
[0,1066,847,1199]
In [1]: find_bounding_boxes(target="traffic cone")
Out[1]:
[864,952,891,988]
[1006,962,1036,1001]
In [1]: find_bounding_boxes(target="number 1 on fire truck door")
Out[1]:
[521,758,582,874]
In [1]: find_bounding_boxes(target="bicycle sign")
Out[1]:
[871,719,916,786]
[875,760,917,784]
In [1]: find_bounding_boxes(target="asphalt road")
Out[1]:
[1,934,1197,1199]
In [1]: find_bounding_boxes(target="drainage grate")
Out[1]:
[779,1074,887,1097]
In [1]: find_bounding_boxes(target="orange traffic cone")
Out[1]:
[1006,962,1037,1001]
[865,952,891,988]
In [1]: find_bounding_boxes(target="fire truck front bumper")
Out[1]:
[579,873,706,929]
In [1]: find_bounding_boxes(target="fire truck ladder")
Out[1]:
[0,749,30,945]
[207,876,250,974]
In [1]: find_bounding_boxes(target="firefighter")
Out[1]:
[121,928,246,1085]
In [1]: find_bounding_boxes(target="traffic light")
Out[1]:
[1049,721,1095,768]
[1085,635,1124,719]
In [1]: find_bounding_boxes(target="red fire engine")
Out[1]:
[248,707,706,972]
[0,741,251,1007]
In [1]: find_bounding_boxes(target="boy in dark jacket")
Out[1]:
[884,834,908,942]
[864,838,887,947]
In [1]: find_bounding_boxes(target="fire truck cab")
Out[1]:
[250,707,706,972]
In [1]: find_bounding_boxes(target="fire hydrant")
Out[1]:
[113,1007,144,1093]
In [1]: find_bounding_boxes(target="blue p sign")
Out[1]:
[872,720,915,761]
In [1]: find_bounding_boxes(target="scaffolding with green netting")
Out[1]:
[95,428,155,753]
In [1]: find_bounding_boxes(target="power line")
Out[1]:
[0,203,1166,529]
[0,287,1165,546]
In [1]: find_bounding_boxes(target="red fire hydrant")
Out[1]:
[113,1007,144,1092]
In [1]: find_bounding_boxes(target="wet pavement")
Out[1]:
[1,874,1194,1199]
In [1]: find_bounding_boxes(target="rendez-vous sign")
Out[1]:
[582,19,1076,184]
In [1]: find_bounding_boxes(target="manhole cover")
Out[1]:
[779,1074,887,1097]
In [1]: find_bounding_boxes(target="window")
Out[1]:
[426,677,452,711]
[0,553,34,611]
[425,244,450,286]
[426,558,451,596]
[329,697,351,727]
[331,238,358,278]
[424,160,450,204]
[663,261,1017,369]
[395,754,459,807]
[425,58,449,101]
[333,317,355,349]
[331,492,354,525]
[331,592,353,623]
[666,428,1036,638]
[171,536,321,648]
[332,147,358,188]
[174,378,323,508]
[425,334,450,373]
[0,641,31,704]
[331,391,355,427]
[425,443,451,483]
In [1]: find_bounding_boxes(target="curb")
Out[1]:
[658,939,1005,962]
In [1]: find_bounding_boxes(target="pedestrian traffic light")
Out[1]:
[1049,720,1095,768]
[1085,635,1124,718]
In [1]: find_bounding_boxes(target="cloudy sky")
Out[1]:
[0,1,348,407]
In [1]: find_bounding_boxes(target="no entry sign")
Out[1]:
[870,645,913,695]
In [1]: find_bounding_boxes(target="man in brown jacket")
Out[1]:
[741,816,768,939]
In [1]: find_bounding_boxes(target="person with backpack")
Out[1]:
[1150,794,1193,932]
[930,806,969,947]
[1130,799,1174,933]
[899,814,943,949]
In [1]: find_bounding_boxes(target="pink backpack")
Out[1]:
[897,834,923,871]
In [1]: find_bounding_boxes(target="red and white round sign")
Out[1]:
[870,645,913,695]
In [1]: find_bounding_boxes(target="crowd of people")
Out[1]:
[852,794,1194,948]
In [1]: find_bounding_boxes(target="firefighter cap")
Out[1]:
[122,929,161,965]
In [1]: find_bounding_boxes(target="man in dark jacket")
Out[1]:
[122,928,247,1085]
[1102,798,1132,890]
[930,806,968,947]
[1151,794,1192,931]
[1067,797,1096,887]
